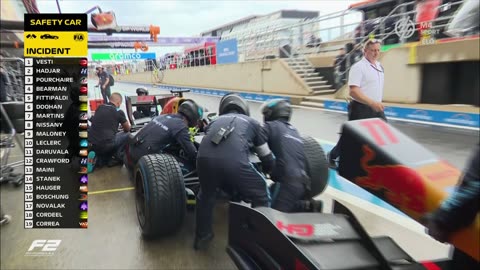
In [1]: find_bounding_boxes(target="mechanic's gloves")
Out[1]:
[189,127,199,142]
[421,213,450,243]
[260,153,275,175]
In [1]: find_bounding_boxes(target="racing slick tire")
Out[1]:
[302,135,329,197]
[135,153,186,238]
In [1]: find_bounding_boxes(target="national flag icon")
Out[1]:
[80,175,88,184]
[80,158,87,166]
[79,131,88,138]
[79,58,88,66]
[80,103,88,111]
[78,166,88,174]
[80,77,88,84]
[79,95,88,102]
[80,113,88,121]
[80,139,88,147]
[79,194,88,201]
[79,185,88,193]
[79,220,88,228]
[80,211,88,219]
[80,202,88,211]
[79,149,88,157]
[80,86,88,94]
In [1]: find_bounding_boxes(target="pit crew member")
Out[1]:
[194,93,275,250]
[89,93,131,170]
[261,99,309,212]
[128,99,202,167]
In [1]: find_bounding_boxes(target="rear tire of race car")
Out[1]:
[135,154,186,238]
[302,135,329,198]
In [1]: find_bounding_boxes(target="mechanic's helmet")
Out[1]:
[178,99,204,127]
[136,87,149,96]
[95,65,103,71]
[219,93,249,116]
[261,99,292,122]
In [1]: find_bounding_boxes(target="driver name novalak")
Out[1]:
[35,185,61,191]
[36,176,61,181]
[36,86,68,91]
[36,158,70,164]
[36,203,65,208]
[36,95,68,101]
[35,68,61,73]
[36,149,68,155]
[36,194,68,200]
[35,77,73,83]
[35,113,64,119]
[36,131,66,137]
[36,140,61,146]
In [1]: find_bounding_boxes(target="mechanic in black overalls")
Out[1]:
[133,87,155,119]
[261,99,309,213]
[194,93,275,250]
[128,99,202,167]
[89,93,131,169]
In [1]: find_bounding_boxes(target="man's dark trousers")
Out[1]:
[195,157,270,238]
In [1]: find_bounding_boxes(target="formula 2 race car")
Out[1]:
[225,119,480,269]
[124,105,330,238]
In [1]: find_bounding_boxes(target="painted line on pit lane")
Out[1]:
[89,187,135,195]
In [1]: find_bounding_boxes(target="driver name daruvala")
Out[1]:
[128,99,203,166]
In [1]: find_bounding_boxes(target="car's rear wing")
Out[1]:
[124,94,172,126]
[170,89,190,97]
[226,201,448,269]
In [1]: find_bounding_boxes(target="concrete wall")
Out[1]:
[159,59,311,96]
[307,51,338,68]
[380,46,422,103]
[335,46,422,104]
[116,71,153,84]
[415,38,480,64]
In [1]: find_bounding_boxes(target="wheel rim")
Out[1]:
[135,170,146,228]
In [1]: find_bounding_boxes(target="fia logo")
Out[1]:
[74,33,84,41]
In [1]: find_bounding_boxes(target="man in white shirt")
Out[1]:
[328,39,387,167]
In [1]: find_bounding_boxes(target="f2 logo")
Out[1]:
[28,240,62,252]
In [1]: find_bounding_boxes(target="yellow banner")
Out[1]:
[24,31,87,57]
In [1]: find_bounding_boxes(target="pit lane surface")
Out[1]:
[0,82,478,269]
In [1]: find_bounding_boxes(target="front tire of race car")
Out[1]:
[302,135,329,198]
[135,154,186,238]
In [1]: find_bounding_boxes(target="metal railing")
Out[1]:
[333,0,467,92]
[144,0,470,75]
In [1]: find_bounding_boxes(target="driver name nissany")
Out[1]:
[194,93,275,250]
[127,99,203,170]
